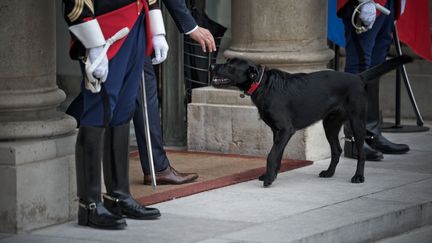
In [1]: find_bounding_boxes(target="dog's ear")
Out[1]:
[248,66,258,80]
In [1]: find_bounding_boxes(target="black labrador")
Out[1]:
[211,55,412,187]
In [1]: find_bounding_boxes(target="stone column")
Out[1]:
[0,0,77,233]
[188,0,334,160]
[225,0,332,72]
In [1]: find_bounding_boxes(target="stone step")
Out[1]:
[225,173,432,243]
[377,224,432,243]
[292,200,432,243]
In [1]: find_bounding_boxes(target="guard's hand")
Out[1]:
[152,34,169,65]
[359,0,376,29]
[88,46,108,82]
[188,26,216,53]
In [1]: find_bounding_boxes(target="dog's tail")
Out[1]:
[359,55,413,83]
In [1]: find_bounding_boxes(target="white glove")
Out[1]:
[152,34,169,65]
[88,46,108,82]
[359,0,377,30]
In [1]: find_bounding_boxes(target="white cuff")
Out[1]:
[400,0,406,14]
[185,25,198,35]
[149,9,166,36]
[69,19,106,48]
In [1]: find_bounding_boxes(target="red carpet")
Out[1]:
[128,150,312,205]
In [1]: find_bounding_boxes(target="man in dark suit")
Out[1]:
[134,0,216,185]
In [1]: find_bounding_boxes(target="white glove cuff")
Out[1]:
[400,0,406,14]
[69,19,106,48]
[149,9,166,36]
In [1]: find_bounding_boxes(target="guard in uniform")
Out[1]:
[65,0,216,188]
[337,0,410,161]
[62,0,164,229]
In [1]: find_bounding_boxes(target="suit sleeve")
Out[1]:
[62,0,105,48]
[161,0,198,34]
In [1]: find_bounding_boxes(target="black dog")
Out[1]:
[211,55,412,187]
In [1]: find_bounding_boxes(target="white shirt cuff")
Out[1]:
[185,25,199,35]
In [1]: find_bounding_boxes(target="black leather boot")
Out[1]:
[102,123,161,220]
[343,122,383,161]
[365,81,410,154]
[344,136,384,161]
[75,126,127,229]
[367,132,410,154]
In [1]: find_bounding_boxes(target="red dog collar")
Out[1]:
[245,66,266,96]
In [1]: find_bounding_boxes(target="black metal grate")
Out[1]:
[183,35,223,103]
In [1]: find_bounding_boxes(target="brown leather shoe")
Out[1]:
[143,166,198,185]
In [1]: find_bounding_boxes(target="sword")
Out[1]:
[140,70,157,189]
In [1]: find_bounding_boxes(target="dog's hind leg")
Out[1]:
[259,127,294,187]
[349,118,366,183]
[319,114,345,178]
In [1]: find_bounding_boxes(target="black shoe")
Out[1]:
[344,141,383,161]
[103,194,161,220]
[78,201,126,229]
[367,135,410,154]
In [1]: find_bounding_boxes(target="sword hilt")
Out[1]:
[352,1,391,34]
[85,27,130,93]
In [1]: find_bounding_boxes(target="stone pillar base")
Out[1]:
[187,87,330,161]
[0,132,77,233]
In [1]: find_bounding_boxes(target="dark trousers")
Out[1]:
[342,0,395,135]
[133,57,169,175]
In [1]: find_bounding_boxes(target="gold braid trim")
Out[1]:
[83,0,94,14]
[148,0,157,6]
[67,0,84,22]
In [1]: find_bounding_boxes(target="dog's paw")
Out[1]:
[263,179,273,187]
[319,170,334,178]
[351,174,365,183]
[260,173,276,187]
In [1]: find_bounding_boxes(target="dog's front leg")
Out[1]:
[259,128,293,187]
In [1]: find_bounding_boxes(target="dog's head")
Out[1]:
[211,58,262,91]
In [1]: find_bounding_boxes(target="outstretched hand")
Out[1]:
[188,26,217,53]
